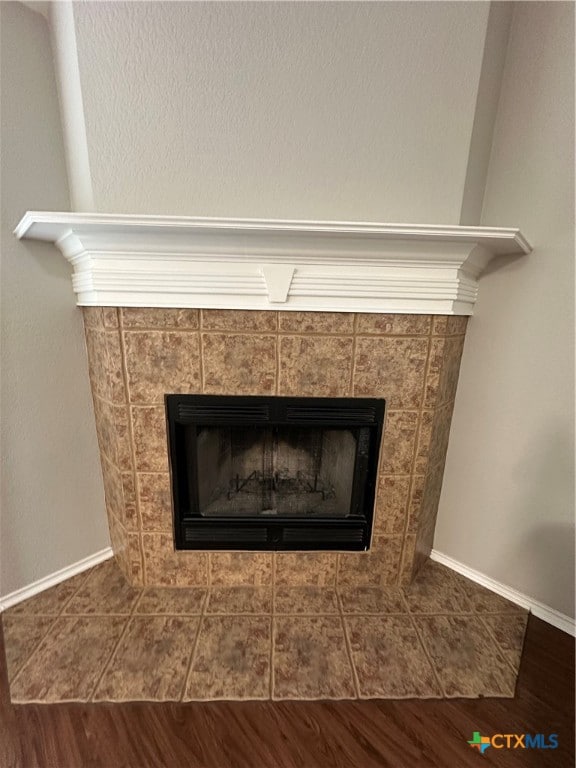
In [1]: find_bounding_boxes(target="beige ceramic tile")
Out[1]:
[138,473,173,531]
[205,587,272,614]
[423,337,445,408]
[427,403,455,469]
[274,586,339,615]
[338,586,407,614]
[437,336,464,405]
[124,330,201,403]
[9,615,127,703]
[380,411,418,475]
[121,308,199,329]
[102,308,119,328]
[202,333,276,394]
[278,336,354,397]
[373,475,410,535]
[482,614,528,670]
[278,312,354,334]
[185,616,272,700]
[131,406,169,472]
[108,514,127,568]
[201,309,277,332]
[209,553,273,586]
[3,571,90,616]
[64,559,141,615]
[353,337,428,408]
[113,404,133,472]
[398,534,417,585]
[402,561,471,614]
[120,472,139,530]
[417,463,445,537]
[142,533,208,586]
[346,615,441,698]
[415,615,517,697]
[424,335,465,408]
[338,538,402,587]
[275,553,337,587]
[94,616,200,701]
[431,316,449,335]
[127,534,145,586]
[414,410,433,475]
[447,316,468,335]
[412,527,433,579]
[104,329,126,404]
[432,316,468,336]
[337,552,385,587]
[82,307,104,329]
[407,475,426,533]
[450,572,528,615]
[273,616,355,699]
[135,587,207,614]
[100,455,125,522]
[92,395,118,465]
[2,615,55,682]
[84,328,111,402]
[113,529,144,587]
[356,314,431,336]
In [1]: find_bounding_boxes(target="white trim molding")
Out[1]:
[0,547,113,613]
[14,212,531,315]
[431,549,576,637]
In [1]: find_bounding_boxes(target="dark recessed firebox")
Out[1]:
[166,395,385,551]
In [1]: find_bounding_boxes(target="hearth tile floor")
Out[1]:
[2,559,528,704]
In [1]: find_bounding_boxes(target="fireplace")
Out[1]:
[13,212,530,587]
[167,395,384,551]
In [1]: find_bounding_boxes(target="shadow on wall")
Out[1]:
[16,237,75,282]
[480,250,528,278]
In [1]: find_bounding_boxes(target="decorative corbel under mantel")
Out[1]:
[14,212,531,315]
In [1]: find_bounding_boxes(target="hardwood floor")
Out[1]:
[1,614,573,768]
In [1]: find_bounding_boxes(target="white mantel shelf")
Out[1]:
[14,211,531,315]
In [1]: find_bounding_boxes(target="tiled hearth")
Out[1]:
[83,307,467,589]
[3,558,527,703]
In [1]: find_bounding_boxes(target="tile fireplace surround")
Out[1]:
[14,213,530,593]
[12,213,532,703]
[84,307,466,589]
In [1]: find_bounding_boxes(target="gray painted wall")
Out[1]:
[435,1,575,619]
[0,2,109,599]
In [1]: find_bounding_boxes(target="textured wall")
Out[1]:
[435,2,575,619]
[0,2,109,600]
[68,1,491,222]
[83,308,466,588]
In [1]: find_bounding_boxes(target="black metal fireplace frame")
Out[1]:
[166,394,385,551]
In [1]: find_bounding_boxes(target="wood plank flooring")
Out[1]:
[1,613,574,768]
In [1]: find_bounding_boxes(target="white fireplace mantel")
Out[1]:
[14,211,531,315]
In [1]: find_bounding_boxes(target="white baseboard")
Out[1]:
[0,547,114,613]
[431,549,576,637]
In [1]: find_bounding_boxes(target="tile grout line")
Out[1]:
[274,311,280,396]
[113,325,439,340]
[7,616,59,690]
[8,565,98,689]
[399,316,435,583]
[269,552,277,699]
[348,312,358,397]
[87,590,142,702]
[180,597,208,702]
[477,614,525,679]
[405,603,446,698]
[338,597,361,699]
[117,308,148,587]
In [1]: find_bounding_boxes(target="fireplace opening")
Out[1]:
[166,395,385,551]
